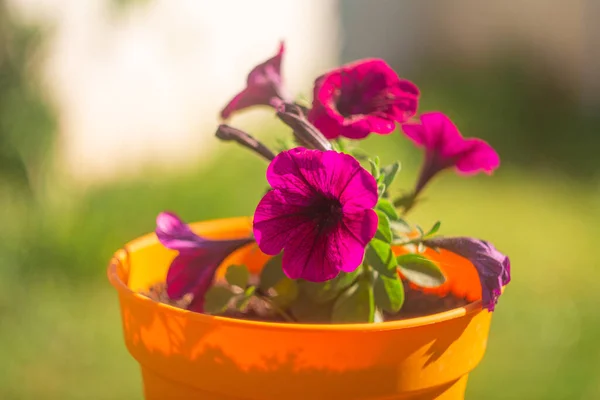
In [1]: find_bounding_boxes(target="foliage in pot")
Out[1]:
[108,42,511,400]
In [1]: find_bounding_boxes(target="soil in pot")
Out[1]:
[141,280,469,323]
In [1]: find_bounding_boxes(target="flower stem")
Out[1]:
[392,236,425,247]
[215,124,276,161]
[255,291,296,322]
[393,191,417,215]
[276,103,332,151]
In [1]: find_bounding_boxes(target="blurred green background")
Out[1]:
[1,1,600,399]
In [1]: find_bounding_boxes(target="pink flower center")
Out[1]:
[335,83,397,118]
[306,194,344,233]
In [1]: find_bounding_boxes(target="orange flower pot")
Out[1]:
[108,217,494,400]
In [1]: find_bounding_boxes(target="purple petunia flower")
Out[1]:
[156,212,253,312]
[253,148,378,282]
[307,58,420,139]
[220,42,288,120]
[402,112,500,194]
[424,237,511,311]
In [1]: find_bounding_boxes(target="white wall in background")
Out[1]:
[10,0,340,183]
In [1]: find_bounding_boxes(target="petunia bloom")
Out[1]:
[253,148,378,282]
[424,237,511,311]
[402,112,500,194]
[156,212,253,312]
[307,58,420,139]
[220,42,289,120]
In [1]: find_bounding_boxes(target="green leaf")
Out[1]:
[390,219,412,235]
[376,198,399,221]
[259,254,286,291]
[374,273,405,313]
[366,239,398,277]
[377,183,386,197]
[333,137,350,153]
[369,157,381,178]
[426,221,441,237]
[235,286,256,311]
[381,161,401,189]
[393,193,415,209]
[300,269,360,304]
[225,264,250,288]
[350,148,369,161]
[289,297,334,323]
[397,254,446,288]
[272,277,299,308]
[203,286,236,314]
[374,210,393,243]
[331,279,375,323]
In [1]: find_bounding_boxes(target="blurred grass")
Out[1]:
[2,4,600,396]
[1,141,599,399]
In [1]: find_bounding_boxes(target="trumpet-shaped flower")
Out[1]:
[156,212,253,312]
[253,148,378,282]
[402,112,500,193]
[424,236,511,311]
[221,42,288,119]
[308,59,419,139]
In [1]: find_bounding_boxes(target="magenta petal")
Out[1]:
[455,139,500,174]
[280,210,376,282]
[156,212,203,250]
[166,251,222,312]
[293,150,378,210]
[366,116,396,134]
[220,42,285,120]
[221,88,273,120]
[266,148,317,198]
[247,41,284,86]
[307,106,342,140]
[338,164,379,212]
[403,112,500,191]
[253,190,313,255]
[424,237,510,312]
[336,209,378,271]
[254,149,380,283]
[166,251,215,299]
[281,221,340,282]
[341,118,372,139]
[401,122,428,147]
[164,236,252,311]
[308,58,420,140]
[156,211,254,313]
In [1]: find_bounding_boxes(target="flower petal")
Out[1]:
[307,104,343,139]
[247,41,284,87]
[336,209,378,271]
[266,148,317,197]
[220,42,285,119]
[424,237,510,311]
[220,88,273,120]
[156,211,204,250]
[401,122,428,147]
[279,149,378,211]
[254,149,379,282]
[455,139,500,174]
[338,161,379,212]
[366,116,396,135]
[309,58,420,140]
[165,238,252,312]
[253,190,313,255]
[340,118,373,139]
[166,250,216,300]
[281,221,341,282]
